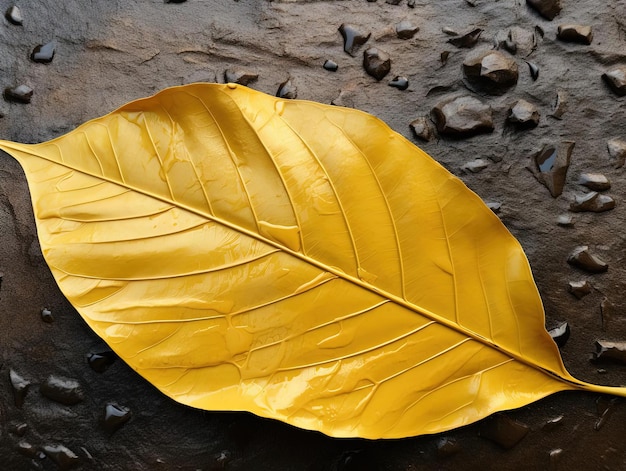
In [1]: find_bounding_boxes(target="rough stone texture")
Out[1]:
[602,66,626,96]
[462,49,519,94]
[557,24,594,45]
[1,1,626,470]
[432,95,494,137]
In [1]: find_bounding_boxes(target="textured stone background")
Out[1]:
[1,0,626,469]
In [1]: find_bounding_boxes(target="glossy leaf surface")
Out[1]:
[1,83,623,438]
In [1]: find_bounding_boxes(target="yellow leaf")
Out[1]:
[1,83,623,438]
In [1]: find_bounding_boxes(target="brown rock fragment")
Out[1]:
[578,173,610,191]
[526,0,561,20]
[395,20,419,39]
[568,280,591,299]
[527,142,574,197]
[448,28,483,48]
[567,246,608,273]
[463,49,518,94]
[569,192,615,213]
[431,96,494,137]
[224,69,258,86]
[557,24,593,45]
[9,369,30,408]
[409,117,434,141]
[43,444,80,470]
[40,375,85,405]
[507,99,540,129]
[363,48,391,80]
[339,24,370,57]
[548,322,570,348]
[607,138,626,168]
[602,66,626,96]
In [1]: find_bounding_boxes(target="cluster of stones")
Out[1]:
[8,306,129,468]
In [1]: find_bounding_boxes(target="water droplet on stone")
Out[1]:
[388,76,408,90]
[338,24,371,57]
[101,403,132,434]
[363,48,391,81]
[507,99,540,129]
[607,138,626,168]
[479,414,529,449]
[463,49,518,94]
[5,5,22,25]
[557,24,593,45]
[224,70,258,86]
[431,96,494,137]
[40,307,54,323]
[4,85,33,104]
[526,0,561,20]
[323,59,338,72]
[569,192,615,213]
[602,66,626,96]
[436,437,461,457]
[526,61,539,80]
[551,89,568,119]
[528,142,574,197]
[409,117,434,142]
[87,350,117,373]
[396,20,419,39]
[276,79,297,99]
[42,444,80,471]
[567,246,608,273]
[448,28,483,48]
[568,280,591,299]
[557,214,574,227]
[40,375,85,405]
[10,369,31,408]
[548,322,570,348]
[30,42,55,63]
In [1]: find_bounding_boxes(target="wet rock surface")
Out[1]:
[462,49,518,94]
[1,1,626,470]
[528,143,574,197]
[40,375,85,405]
[431,95,494,137]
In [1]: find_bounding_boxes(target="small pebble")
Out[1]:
[549,449,564,470]
[388,76,408,90]
[396,20,419,40]
[602,66,626,96]
[323,60,338,72]
[442,27,459,36]
[486,202,502,213]
[276,79,297,99]
[463,49,518,94]
[431,95,494,137]
[5,5,22,25]
[339,24,371,57]
[224,69,258,86]
[409,117,434,142]
[448,28,483,48]
[41,307,54,323]
[462,159,488,173]
[528,143,574,197]
[87,350,117,373]
[30,42,55,63]
[557,24,593,45]
[551,89,568,119]
[548,322,570,348]
[543,415,564,430]
[526,0,561,20]
[40,375,85,405]
[569,192,615,213]
[607,138,626,168]
[10,369,31,408]
[567,246,608,273]
[4,85,33,104]
[363,47,391,81]
[43,444,80,471]
[101,403,132,434]
[526,61,539,81]
[556,214,574,227]
[578,173,610,191]
[507,99,540,129]
[567,280,591,299]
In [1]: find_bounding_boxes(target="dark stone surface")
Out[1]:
[362,47,391,81]
[526,0,561,20]
[1,1,626,470]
